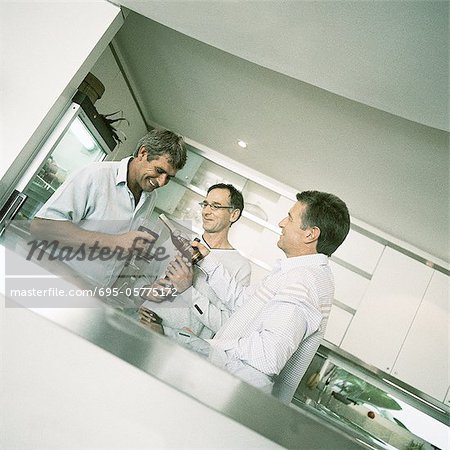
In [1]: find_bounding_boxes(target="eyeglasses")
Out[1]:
[198,201,232,211]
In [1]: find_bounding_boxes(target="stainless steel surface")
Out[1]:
[25,303,380,449]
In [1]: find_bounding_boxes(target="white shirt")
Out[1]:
[35,157,157,287]
[142,238,251,338]
[190,247,251,337]
[199,253,333,401]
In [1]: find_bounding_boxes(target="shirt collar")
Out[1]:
[272,253,329,273]
[116,157,133,186]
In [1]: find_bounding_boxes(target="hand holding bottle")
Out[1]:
[159,214,204,265]
[190,239,210,259]
[164,254,193,294]
[140,277,175,303]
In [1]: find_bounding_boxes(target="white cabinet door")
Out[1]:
[341,247,433,372]
[332,229,384,275]
[391,270,449,401]
[329,261,370,310]
[324,305,353,346]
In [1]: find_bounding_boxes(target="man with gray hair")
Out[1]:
[30,129,187,288]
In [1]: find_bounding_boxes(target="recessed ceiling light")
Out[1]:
[237,140,248,149]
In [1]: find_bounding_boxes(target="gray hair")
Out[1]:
[134,129,187,170]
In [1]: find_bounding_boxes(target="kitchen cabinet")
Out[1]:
[333,229,384,275]
[329,261,370,311]
[324,305,353,346]
[391,270,449,401]
[340,247,433,372]
[19,115,109,220]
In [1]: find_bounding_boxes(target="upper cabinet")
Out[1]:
[341,247,433,372]
[332,229,384,275]
[391,270,449,401]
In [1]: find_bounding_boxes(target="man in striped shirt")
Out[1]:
[188,190,350,404]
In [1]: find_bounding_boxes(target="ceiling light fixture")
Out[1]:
[237,140,248,149]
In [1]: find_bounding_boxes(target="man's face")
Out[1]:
[201,188,238,233]
[277,201,312,257]
[135,149,177,192]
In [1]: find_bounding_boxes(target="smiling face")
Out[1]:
[201,188,240,234]
[277,201,319,257]
[132,147,177,193]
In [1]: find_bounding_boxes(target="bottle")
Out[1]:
[138,214,203,304]
[159,214,204,265]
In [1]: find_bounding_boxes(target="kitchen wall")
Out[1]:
[113,12,449,263]
[89,46,147,160]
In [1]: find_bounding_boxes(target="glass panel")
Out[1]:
[19,117,106,220]
[190,159,247,192]
[170,188,203,231]
[241,180,294,227]
[295,356,449,450]
[174,146,205,184]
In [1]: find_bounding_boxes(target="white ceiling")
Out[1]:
[114,0,448,131]
[109,2,449,262]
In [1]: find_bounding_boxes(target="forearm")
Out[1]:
[30,218,117,249]
[213,297,322,376]
[191,287,232,333]
[197,254,247,310]
[227,327,306,376]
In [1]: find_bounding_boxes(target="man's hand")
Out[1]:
[30,218,157,255]
[140,278,173,303]
[191,240,210,259]
[113,230,157,255]
[165,255,193,294]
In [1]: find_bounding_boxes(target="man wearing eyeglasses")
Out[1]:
[141,183,251,339]
[189,190,350,404]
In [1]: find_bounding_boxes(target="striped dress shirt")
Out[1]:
[199,253,333,402]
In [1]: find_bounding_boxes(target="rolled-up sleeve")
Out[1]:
[198,254,250,312]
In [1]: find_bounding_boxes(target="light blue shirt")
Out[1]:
[35,157,157,287]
